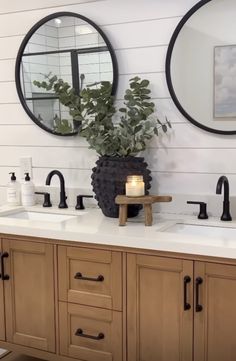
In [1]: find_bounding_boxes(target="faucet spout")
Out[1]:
[46,170,68,209]
[216,176,232,221]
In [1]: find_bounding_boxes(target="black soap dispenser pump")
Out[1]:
[9,172,16,181]
[7,172,21,206]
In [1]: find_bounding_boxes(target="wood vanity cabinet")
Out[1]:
[127,254,236,361]
[0,235,235,361]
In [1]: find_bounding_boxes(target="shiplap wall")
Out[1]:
[0,0,235,214]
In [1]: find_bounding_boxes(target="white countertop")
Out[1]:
[0,205,236,260]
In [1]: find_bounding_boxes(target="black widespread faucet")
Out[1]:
[45,170,68,209]
[216,175,232,221]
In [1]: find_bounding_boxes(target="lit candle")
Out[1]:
[125,175,145,197]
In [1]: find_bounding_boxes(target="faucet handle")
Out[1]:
[76,195,93,210]
[35,192,52,208]
[187,201,208,219]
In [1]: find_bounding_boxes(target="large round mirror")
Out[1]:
[15,12,118,136]
[166,0,236,135]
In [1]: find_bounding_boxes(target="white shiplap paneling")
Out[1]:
[1,0,234,216]
[0,0,99,15]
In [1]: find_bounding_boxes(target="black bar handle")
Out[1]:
[184,276,191,311]
[74,272,104,282]
[1,252,9,280]
[75,328,104,340]
[196,277,203,312]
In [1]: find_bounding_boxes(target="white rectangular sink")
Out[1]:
[1,211,76,223]
[163,223,236,239]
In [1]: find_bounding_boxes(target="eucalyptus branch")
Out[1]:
[33,74,171,156]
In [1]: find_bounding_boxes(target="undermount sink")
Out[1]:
[1,211,76,223]
[163,223,236,239]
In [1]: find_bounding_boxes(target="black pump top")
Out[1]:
[24,173,31,181]
[9,172,16,181]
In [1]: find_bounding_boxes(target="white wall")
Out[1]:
[0,0,235,215]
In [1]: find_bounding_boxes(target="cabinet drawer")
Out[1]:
[58,246,122,310]
[59,302,122,361]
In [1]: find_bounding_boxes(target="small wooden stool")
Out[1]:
[115,195,172,226]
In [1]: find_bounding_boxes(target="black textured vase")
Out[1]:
[91,156,152,218]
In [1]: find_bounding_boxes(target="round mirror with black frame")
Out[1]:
[15,11,118,136]
[166,0,236,135]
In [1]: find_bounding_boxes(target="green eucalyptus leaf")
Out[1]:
[140,80,149,87]
[166,116,172,128]
[129,76,140,82]
[162,124,168,133]
[154,127,159,136]
[134,125,143,133]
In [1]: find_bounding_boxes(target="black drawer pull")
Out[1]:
[74,272,104,282]
[196,277,203,312]
[75,328,104,340]
[0,252,9,281]
[184,275,191,311]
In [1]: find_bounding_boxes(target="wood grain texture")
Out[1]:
[3,239,55,352]
[116,195,172,204]
[58,246,122,311]
[59,302,122,361]
[116,195,172,226]
[194,262,236,361]
[2,233,236,361]
[0,240,5,342]
[144,203,153,226]
[118,204,128,226]
[0,340,88,361]
[127,254,193,361]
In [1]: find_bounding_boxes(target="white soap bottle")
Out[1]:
[21,173,35,206]
[7,172,21,206]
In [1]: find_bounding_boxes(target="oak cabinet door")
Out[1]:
[3,239,55,352]
[0,241,5,341]
[127,254,193,361]
[194,262,236,361]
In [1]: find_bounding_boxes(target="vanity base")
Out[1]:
[0,232,235,361]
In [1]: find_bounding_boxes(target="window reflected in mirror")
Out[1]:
[16,13,118,136]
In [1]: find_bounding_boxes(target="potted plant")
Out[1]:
[34,75,171,217]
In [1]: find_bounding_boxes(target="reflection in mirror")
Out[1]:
[166,0,236,134]
[16,13,118,136]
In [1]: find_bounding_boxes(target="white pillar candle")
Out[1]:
[125,175,145,197]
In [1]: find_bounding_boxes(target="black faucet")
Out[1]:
[216,176,232,221]
[45,170,68,209]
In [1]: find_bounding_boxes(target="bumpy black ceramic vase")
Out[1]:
[91,156,152,218]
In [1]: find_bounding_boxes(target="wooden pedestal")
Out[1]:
[115,195,172,226]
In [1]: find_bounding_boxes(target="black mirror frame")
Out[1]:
[15,11,119,137]
[165,0,236,135]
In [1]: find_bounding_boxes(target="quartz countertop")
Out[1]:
[0,205,236,259]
